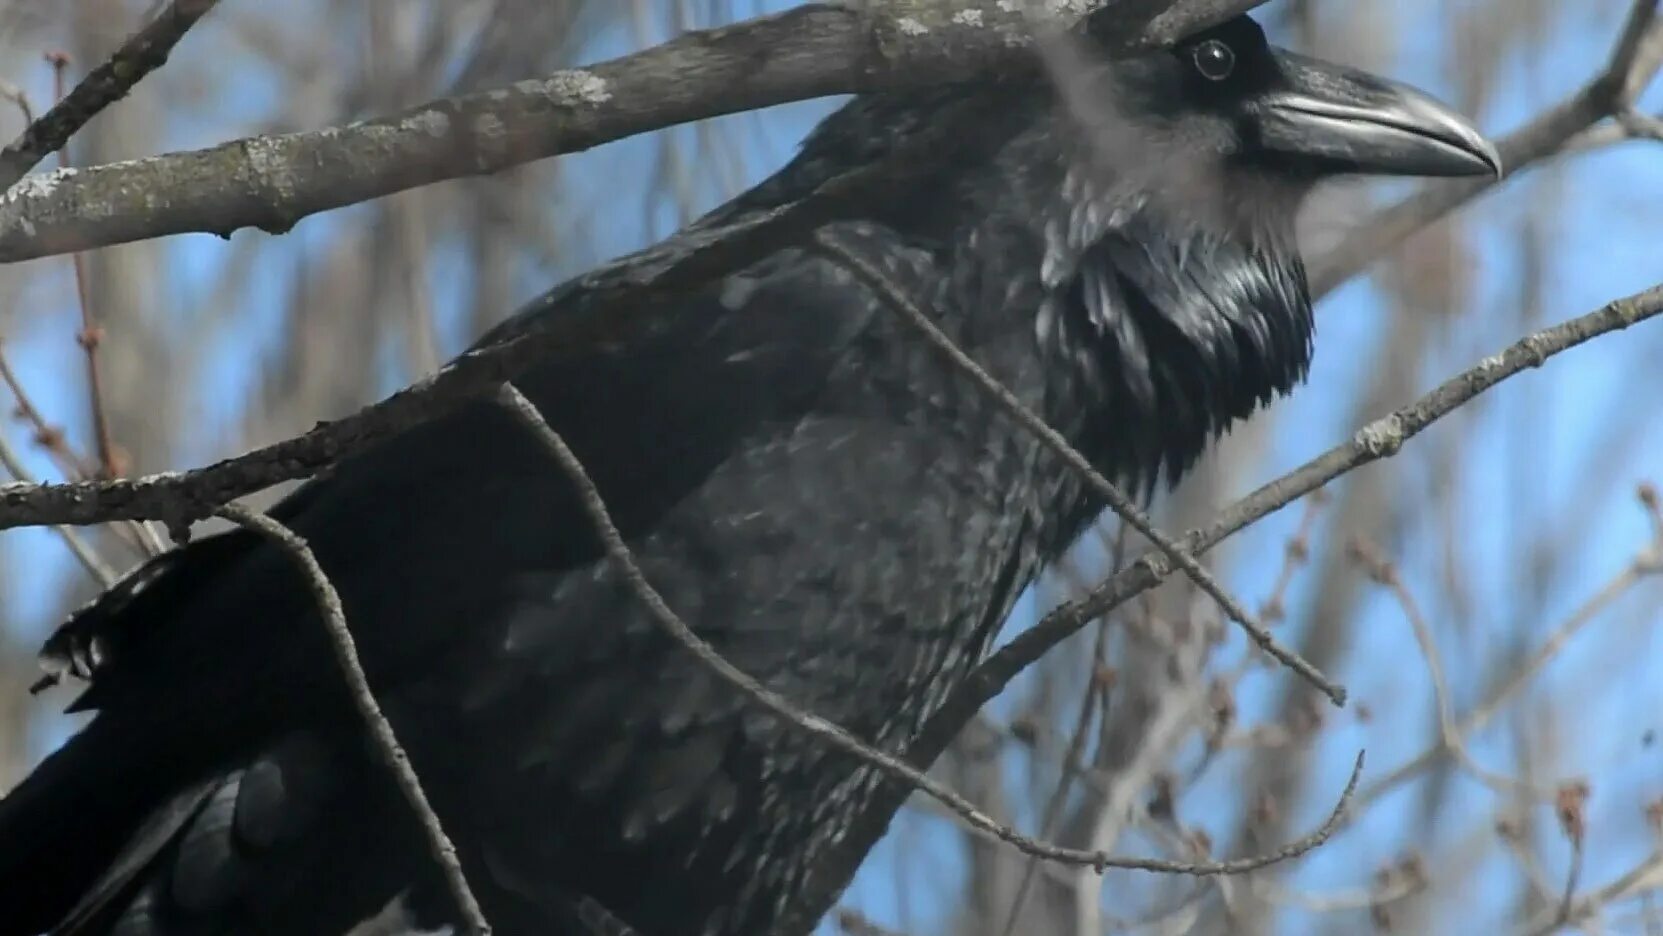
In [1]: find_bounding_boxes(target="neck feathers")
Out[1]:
[1011,132,1318,491]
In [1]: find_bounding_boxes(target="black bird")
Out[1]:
[0,14,1496,936]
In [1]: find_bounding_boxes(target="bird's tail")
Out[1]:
[0,713,193,936]
[0,533,269,934]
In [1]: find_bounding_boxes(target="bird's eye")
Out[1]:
[1192,40,1235,81]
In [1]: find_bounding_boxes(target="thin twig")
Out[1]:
[1558,834,1586,933]
[0,81,102,516]
[0,339,97,480]
[1529,851,1663,935]
[38,53,163,557]
[494,380,1358,877]
[1,336,164,555]
[1499,819,1560,913]
[0,428,115,585]
[0,0,223,191]
[1350,523,1661,817]
[998,621,1111,936]
[812,231,1345,707]
[0,81,33,126]
[1621,106,1663,141]
[43,53,123,485]
[214,503,492,936]
[1259,491,1327,624]
[1252,863,1426,915]
[1348,536,1552,801]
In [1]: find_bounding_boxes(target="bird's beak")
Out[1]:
[1254,51,1502,179]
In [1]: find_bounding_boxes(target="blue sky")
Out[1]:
[3,1,1662,932]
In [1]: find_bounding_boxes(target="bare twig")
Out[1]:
[0,339,97,480]
[0,429,115,585]
[494,380,1356,878]
[812,231,1345,707]
[44,51,122,484]
[1557,801,1587,932]
[1252,858,1427,915]
[0,0,223,191]
[1529,851,1663,935]
[1351,506,1662,817]
[214,503,492,936]
[39,53,163,559]
[0,81,33,126]
[997,621,1111,936]
[1499,817,1561,912]
[1259,491,1327,624]
[1620,106,1663,141]
[1,336,163,555]
[1348,536,1551,801]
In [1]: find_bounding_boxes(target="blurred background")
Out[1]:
[0,0,1660,933]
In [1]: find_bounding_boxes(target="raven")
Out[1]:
[0,14,1496,936]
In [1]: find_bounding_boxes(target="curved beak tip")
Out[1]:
[1477,139,1505,180]
[1262,52,1506,182]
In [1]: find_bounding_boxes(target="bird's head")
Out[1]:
[1053,14,1499,235]
[1013,14,1500,490]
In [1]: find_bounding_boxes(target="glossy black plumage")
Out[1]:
[0,15,1496,936]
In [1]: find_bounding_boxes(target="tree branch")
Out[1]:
[215,503,492,936]
[0,0,1268,264]
[0,0,223,191]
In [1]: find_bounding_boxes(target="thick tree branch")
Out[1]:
[0,0,223,191]
[0,0,1266,264]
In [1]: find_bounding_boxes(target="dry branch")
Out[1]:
[0,430,114,585]
[0,0,223,190]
